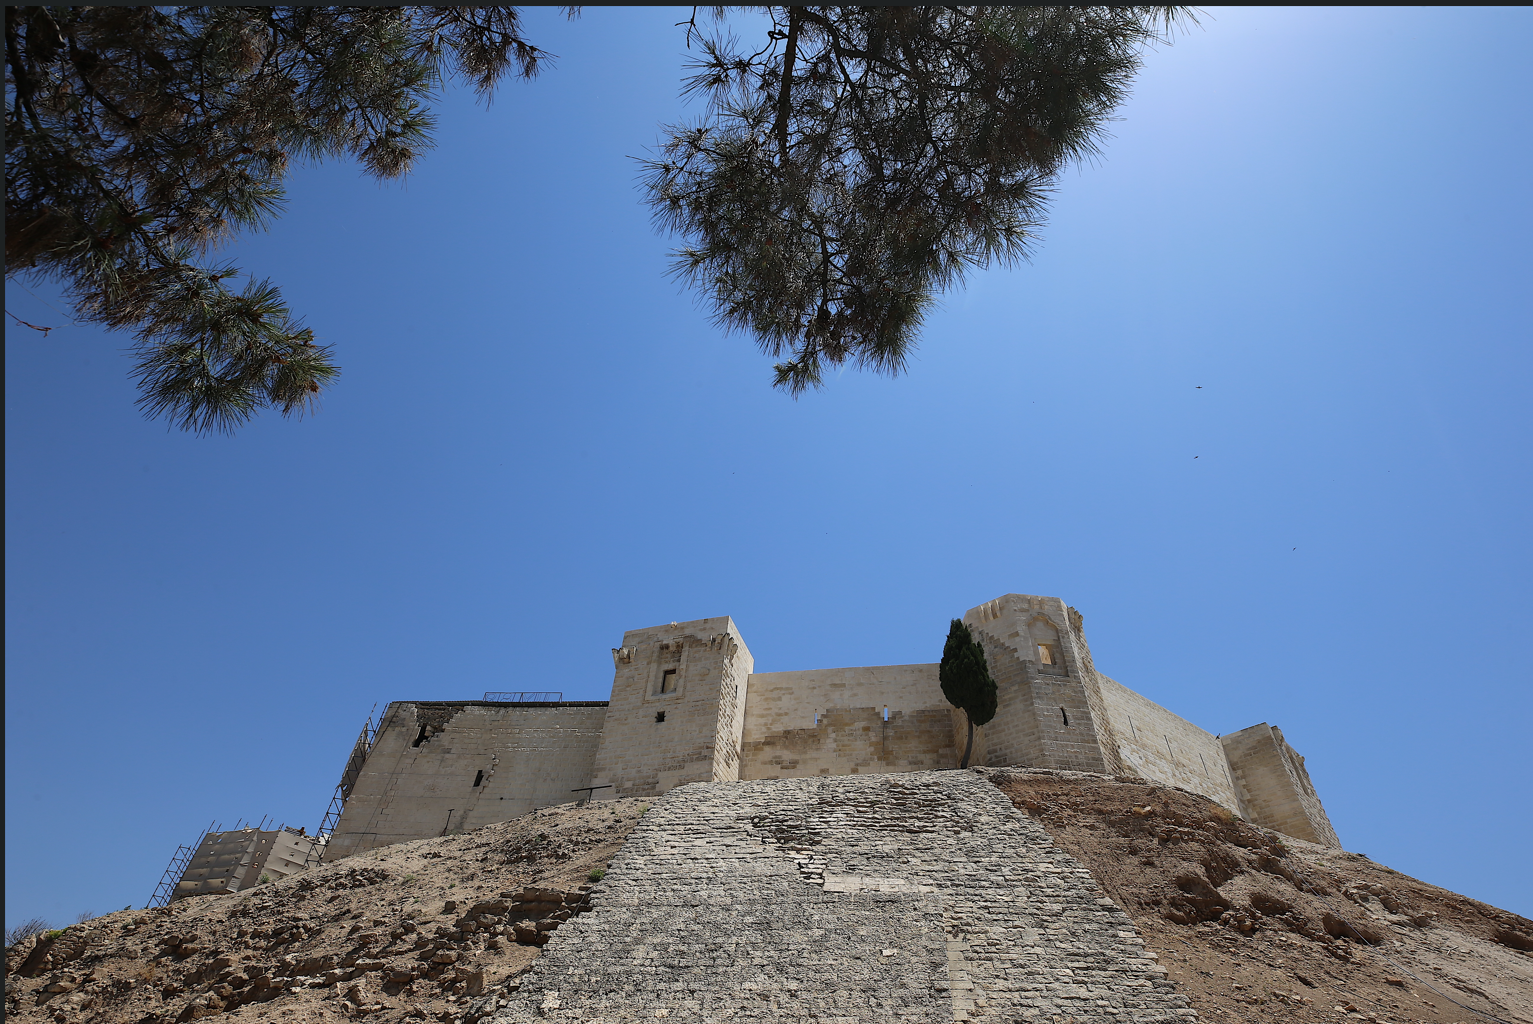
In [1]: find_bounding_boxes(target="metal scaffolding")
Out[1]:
[146,821,214,908]
[306,706,378,868]
[482,691,563,702]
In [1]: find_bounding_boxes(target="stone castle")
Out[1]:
[324,592,1338,861]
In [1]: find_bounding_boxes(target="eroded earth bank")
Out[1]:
[6,772,1530,1024]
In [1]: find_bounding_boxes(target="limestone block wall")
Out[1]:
[325,701,607,861]
[1222,724,1341,847]
[739,664,959,778]
[491,770,1193,1024]
[1097,675,1243,810]
[1065,609,1128,776]
[589,616,753,798]
[966,594,1110,773]
[966,631,1035,767]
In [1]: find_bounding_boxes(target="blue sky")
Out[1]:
[6,6,1530,927]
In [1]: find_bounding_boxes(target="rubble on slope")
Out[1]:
[9,771,1530,1024]
[4,797,650,1024]
[986,767,1533,1024]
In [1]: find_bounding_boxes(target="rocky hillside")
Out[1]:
[6,772,1530,1024]
[987,767,1533,1024]
[4,797,650,1024]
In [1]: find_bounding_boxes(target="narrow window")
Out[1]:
[1129,717,1138,739]
[472,770,484,788]
[659,669,678,694]
[883,706,890,722]
[1198,752,1210,777]
[1060,707,1070,727]
[412,725,431,748]
[1164,736,1175,760]
[655,711,666,723]
[1037,643,1055,665]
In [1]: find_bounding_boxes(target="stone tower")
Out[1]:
[963,593,1125,774]
[588,616,754,797]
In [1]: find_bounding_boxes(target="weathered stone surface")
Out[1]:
[491,770,1196,1023]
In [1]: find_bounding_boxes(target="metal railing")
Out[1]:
[482,691,563,703]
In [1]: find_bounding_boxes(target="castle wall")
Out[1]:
[325,701,607,861]
[314,592,1340,858]
[590,617,753,798]
[1095,675,1242,810]
[1222,724,1341,847]
[965,635,1034,767]
[738,665,959,778]
[965,595,1110,773]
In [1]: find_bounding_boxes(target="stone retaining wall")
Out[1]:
[489,769,1196,1023]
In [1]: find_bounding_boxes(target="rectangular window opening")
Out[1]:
[1060,707,1070,727]
[472,770,484,788]
[1037,643,1055,665]
[655,711,666,723]
[659,669,678,694]
[882,706,889,722]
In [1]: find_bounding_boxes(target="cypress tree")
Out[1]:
[939,618,997,770]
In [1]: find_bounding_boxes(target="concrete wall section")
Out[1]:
[1096,675,1243,809]
[176,831,261,899]
[258,829,319,882]
[590,616,754,798]
[325,701,607,861]
[174,827,320,899]
[1222,724,1341,847]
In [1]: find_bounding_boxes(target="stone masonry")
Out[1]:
[491,770,1195,1024]
[326,702,608,861]
[326,591,1340,861]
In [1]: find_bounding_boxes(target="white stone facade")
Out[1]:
[325,592,1339,860]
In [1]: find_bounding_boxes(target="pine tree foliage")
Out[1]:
[643,6,1192,395]
[5,6,562,433]
[939,617,997,769]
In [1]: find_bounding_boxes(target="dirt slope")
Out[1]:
[986,767,1533,1024]
[4,797,650,1024]
[8,773,1529,1024]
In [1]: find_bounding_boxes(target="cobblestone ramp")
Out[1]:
[491,770,1195,1023]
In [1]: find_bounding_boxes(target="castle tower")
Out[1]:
[589,616,754,798]
[963,594,1125,774]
